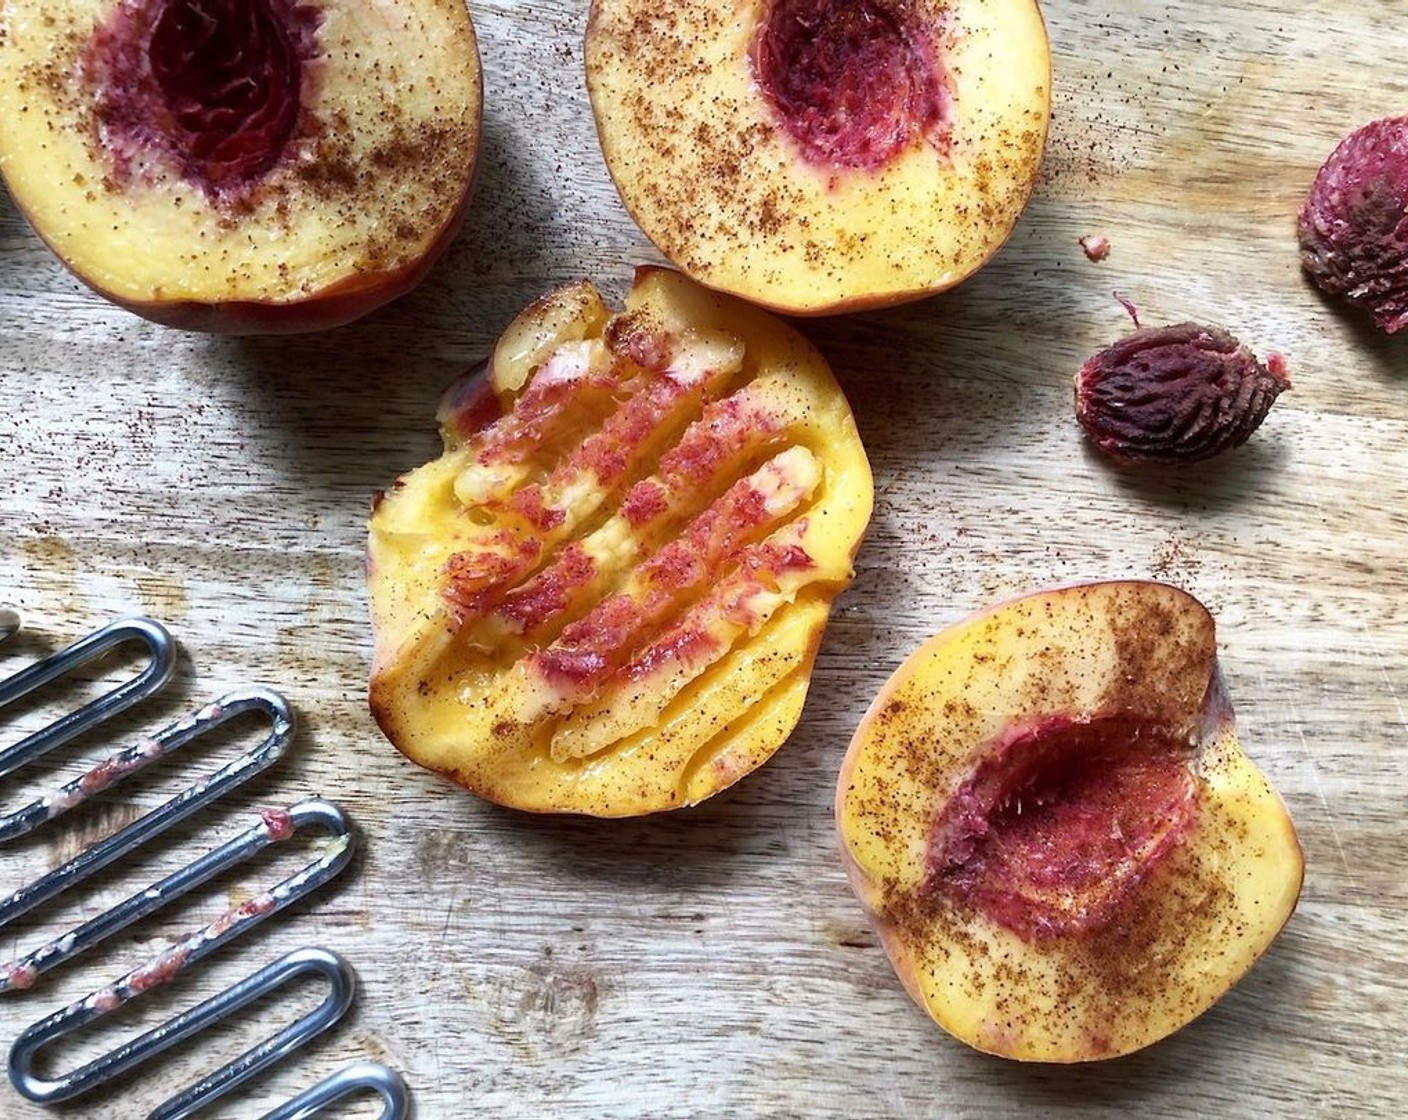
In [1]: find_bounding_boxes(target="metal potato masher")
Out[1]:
[0,606,410,1119]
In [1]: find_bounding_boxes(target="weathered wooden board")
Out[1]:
[2,1,1406,1117]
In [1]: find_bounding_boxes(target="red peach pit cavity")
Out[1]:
[924,713,1198,943]
[81,0,322,200]
[752,0,951,170]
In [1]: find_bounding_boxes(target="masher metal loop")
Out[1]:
[8,809,354,1104]
[0,678,293,846]
[0,615,175,784]
[9,947,356,1112]
[263,1060,412,1120]
[0,686,295,932]
[145,947,357,1120]
[0,799,350,994]
[0,610,411,1113]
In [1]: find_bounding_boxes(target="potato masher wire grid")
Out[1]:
[0,607,411,1119]
[12,944,354,1114]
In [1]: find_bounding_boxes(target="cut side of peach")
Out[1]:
[585,0,1051,315]
[836,581,1303,1061]
[0,1,482,333]
[369,266,873,815]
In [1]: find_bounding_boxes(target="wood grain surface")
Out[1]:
[2,1,1406,1117]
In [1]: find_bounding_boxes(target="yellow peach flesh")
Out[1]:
[0,0,481,331]
[585,0,1051,314]
[836,581,1303,1061]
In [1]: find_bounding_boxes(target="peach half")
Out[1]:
[0,1,482,333]
[836,581,1303,1061]
[368,266,873,815]
[584,0,1051,315]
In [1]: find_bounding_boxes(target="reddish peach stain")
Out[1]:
[236,892,277,919]
[474,362,620,467]
[566,596,641,653]
[537,595,656,691]
[578,374,694,485]
[925,713,1199,943]
[3,961,37,990]
[626,626,722,682]
[130,946,190,993]
[530,473,803,693]
[750,540,816,577]
[199,893,276,947]
[78,752,137,795]
[620,542,815,683]
[536,592,652,691]
[537,645,615,691]
[496,544,597,634]
[260,807,294,841]
[621,479,670,526]
[718,487,769,536]
[637,484,781,598]
[509,485,567,532]
[719,587,763,630]
[1080,234,1111,262]
[441,533,542,624]
[644,541,702,593]
[1114,292,1141,328]
[439,360,501,441]
[660,395,785,486]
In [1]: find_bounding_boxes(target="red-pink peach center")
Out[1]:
[752,0,951,170]
[924,715,1199,943]
[82,0,321,197]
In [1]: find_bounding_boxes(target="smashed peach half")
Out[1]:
[836,581,1303,1061]
[369,267,873,815]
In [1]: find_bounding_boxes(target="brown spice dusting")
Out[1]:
[1149,536,1203,582]
[604,309,674,371]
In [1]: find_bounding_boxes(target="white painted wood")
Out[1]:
[1,1,1405,1116]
